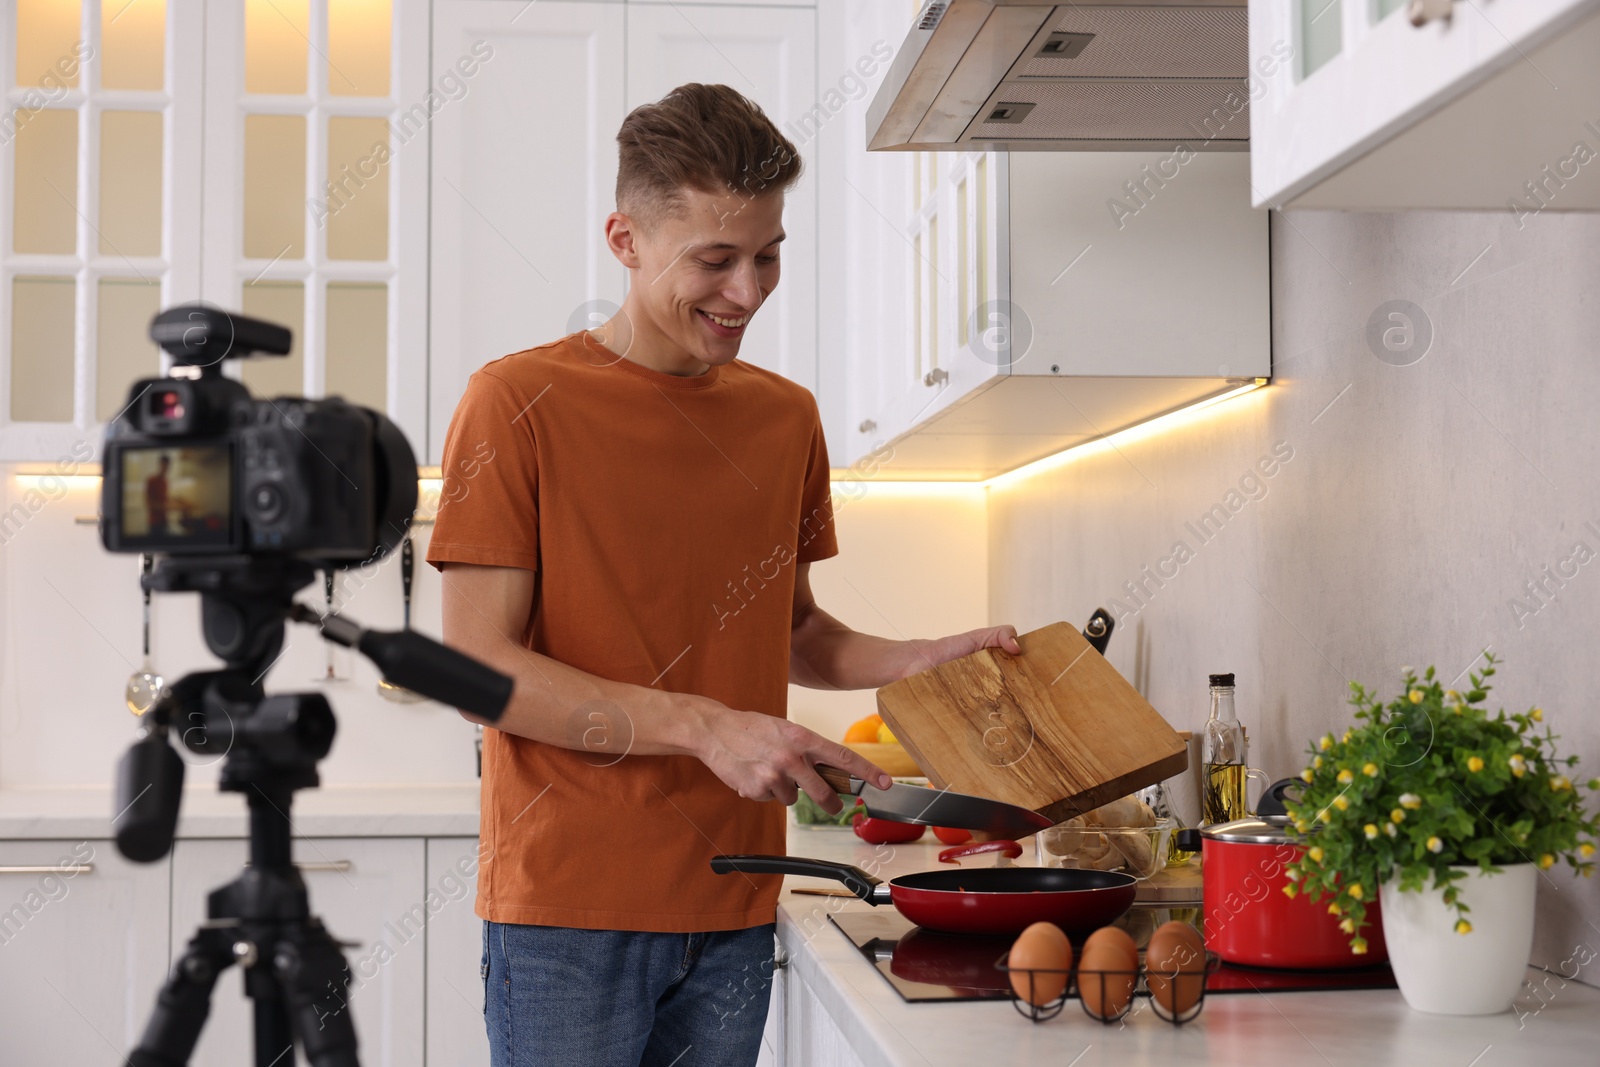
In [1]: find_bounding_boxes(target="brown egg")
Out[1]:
[1145,921,1207,1017]
[1007,922,1072,1006]
[1077,926,1138,1020]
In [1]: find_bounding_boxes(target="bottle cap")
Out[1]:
[1209,673,1235,687]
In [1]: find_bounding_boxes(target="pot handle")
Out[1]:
[711,854,884,902]
[1255,778,1302,818]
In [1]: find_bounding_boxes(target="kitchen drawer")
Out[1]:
[0,838,169,1062]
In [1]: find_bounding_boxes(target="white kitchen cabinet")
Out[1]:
[624,3,818,394]
[1250,0,1600,210]
[783,955,867,1067]
[169,836,426,1067]
[0,0,204,460]
[842,147,1270,480]
[427,0,628,465]
[428,1,824,465]
[424,836,491,1067]
[202,0,431,453]
[0,839,168,1062]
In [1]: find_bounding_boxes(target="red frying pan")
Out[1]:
[711,855,1136,936]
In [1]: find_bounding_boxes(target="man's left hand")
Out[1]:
[895,624,1022,681]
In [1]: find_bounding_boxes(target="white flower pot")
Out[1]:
[1379,863,1537,1015]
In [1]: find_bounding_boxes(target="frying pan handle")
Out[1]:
[815,765,864,795]
[711,854,885,902]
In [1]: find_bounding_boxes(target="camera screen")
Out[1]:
[119,445,233,548]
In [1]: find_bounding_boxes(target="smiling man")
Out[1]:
[427,84,1020,1067]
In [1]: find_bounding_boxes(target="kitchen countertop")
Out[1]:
[7,788,1597,1063]
[776,824,1600,1066]
[0,783,483,839]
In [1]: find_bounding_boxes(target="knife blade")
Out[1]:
[815,766,1053,838]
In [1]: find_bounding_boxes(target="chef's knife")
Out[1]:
[816,765,1052,839]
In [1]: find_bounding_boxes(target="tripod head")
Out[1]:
[113,553,513,863]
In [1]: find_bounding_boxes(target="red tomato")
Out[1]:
[933,826,973,846]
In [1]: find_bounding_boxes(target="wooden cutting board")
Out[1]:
[876,621,1188,826]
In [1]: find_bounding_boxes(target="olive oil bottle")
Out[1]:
[1201,673,1248,826]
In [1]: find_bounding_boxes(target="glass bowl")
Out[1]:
[1034,817,1174,880]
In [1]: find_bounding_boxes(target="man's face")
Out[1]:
[619,187,785,370]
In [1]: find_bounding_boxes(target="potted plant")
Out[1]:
[1283,653,1599,1015]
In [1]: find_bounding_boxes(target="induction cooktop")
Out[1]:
[828,908,1398,1003]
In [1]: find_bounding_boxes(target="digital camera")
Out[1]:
[100,304,416,564]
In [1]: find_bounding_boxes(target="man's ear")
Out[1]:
[604,211,643,269]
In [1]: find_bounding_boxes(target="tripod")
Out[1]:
[115,555,511,1066]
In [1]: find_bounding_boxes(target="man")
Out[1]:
[427,84,1021,1067]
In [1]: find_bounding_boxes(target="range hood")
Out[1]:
[867,0,1250,152]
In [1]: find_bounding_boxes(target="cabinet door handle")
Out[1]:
[244,860,353,873]
[857,419,877,434]
[923,368,949,387]
[0,864,94,875]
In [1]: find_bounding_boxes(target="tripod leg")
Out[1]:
[276,917,361,1067]
[128,926,236,1067]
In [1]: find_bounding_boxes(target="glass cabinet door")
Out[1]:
[2,0,202,456]
[205,0,426,453]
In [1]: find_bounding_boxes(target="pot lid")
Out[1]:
[1200,814,1296,844]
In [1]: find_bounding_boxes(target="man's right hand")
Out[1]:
[693,703,892,815]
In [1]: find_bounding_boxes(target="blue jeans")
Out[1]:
[482,920,778,1067]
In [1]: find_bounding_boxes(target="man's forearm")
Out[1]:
[788,603,939,690]
[459,638,719,761]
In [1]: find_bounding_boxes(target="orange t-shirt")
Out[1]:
[425,332,838,932]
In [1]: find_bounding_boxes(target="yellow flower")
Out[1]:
[1409,689,1424,704]
[1327,903,1342,916]
[1295,819,1311,833]
[1455,920,1472,935]
[1320,735,1334,751]
[1339,918,1355,934]
[1337,769,1355,785]
[1282,884,1299,899]
[1308,846,1324,864]
[1351,938,1369,955]
[1391,809,1406,824]
[1314,755,1324,769]
[1551,775,1572,792]
[1364,823,1379,840]
[1347,883,1364,900]
[1318,808,1332,824]
[1333,795,1350,811]
[1509,755,1527,777]
[1427,836,1443,854]
[1539,854,1555,869]
[1580,843,1596,859]
[1301,768,1315,783]
[1531,707,1543,722]
[1384,822,1398,838]
[1445,690,1460,703]
[1343,729,1353,743]
[1400,793,1423,809]
[1363,763,1379,778]
[1467,756,1484,773]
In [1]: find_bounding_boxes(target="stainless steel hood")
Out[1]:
[866,0,1250,152]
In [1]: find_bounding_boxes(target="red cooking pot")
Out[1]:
[1176,779,1388,970]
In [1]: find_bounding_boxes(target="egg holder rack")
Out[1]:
[992,951,1223,1025]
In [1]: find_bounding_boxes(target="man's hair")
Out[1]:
[615,83,802,228]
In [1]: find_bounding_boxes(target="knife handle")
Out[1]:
[815,765,862,794]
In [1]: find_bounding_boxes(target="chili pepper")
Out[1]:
[938,839,1022,864]
[851,812,926,844]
